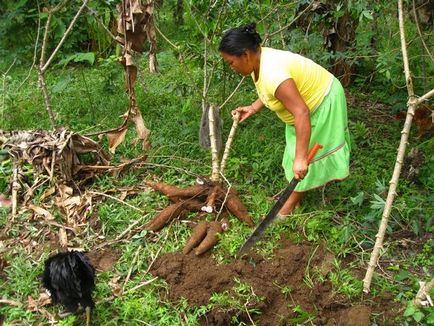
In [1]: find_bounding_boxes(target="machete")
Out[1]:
[237,143,323,257]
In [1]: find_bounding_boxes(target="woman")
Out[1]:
[219,22,350,217]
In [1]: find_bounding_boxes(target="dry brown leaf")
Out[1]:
[107,127,128,154]
[39,187,56,202]
[130,107,151,151]
[62,195,81,208]
[109,276,122,297]
[27,292,51,311]
[28,204,54,221]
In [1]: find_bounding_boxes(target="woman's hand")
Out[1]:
[232,105,256,123]
[293,157,308,180]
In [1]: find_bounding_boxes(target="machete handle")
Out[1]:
[306,143,323,164]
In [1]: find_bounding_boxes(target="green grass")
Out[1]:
[1,50,433,325]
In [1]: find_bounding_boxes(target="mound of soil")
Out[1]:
[151,239,379,325]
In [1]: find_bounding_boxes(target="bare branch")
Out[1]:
[154,24,204,100]
[37,69,56,126]
[42,0,90,73]
[363,0,419,294]
[40,12,53,67]
[412,0,434,64]
[87,191,145,213]
[414,88,434,106]
[219,77,245,109]
[86,4,117,42]
[265,1,313,41]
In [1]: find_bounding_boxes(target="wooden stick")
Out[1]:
[122,246,141,293]
[363,0,417,293]
[87,190,145,213]
[220,112,240,176]
[124,276,158,294]
[11,163,19,221]
[208,105,220,182]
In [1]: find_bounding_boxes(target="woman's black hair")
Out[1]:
[219,22,262,56]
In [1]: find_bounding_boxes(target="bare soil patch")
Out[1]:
[151,239,401,325]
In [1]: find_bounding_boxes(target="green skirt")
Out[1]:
[282,77,350,191]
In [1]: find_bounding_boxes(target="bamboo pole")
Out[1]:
[362,0,423,293]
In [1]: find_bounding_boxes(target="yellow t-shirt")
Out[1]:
[253,47,333,125]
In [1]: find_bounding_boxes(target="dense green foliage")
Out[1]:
[0,0,433,325]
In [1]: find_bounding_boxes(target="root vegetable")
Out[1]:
[183,199,204,212]
[225,189,255,226]
[182,222,208,255]
[145,199,204,232]
[195,221,223,256]
[145,180,208,202]
[145,202,186,232]
[203,184,222,213]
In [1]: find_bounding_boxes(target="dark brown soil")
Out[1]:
[86,248,119,272]
[151,239,399,325]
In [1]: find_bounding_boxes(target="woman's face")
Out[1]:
[221,52,252,76]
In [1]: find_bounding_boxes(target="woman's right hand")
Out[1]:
[232,105,256,123]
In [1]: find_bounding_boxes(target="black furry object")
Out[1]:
[42,251,95,313]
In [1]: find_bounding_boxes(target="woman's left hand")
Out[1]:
[293,157,308,180]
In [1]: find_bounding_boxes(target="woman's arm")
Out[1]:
[232,98,264,123]
[275,79,311,180]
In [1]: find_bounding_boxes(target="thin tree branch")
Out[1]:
[363,0,418,294]
[37,68,56,126]
[203,36,208,102]
[414,88,434,106]
[219,77,245,109]
[154,24,205,100]
[42,0,90,73]
[17,0,41,90]
[87,191,145,213]
[265,1,313,41]
[412,0,434,64]
[40,12,53,68]
[1,59,16,123]
[86,4,117,42]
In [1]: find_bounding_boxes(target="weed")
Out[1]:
[289,304,316,324]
